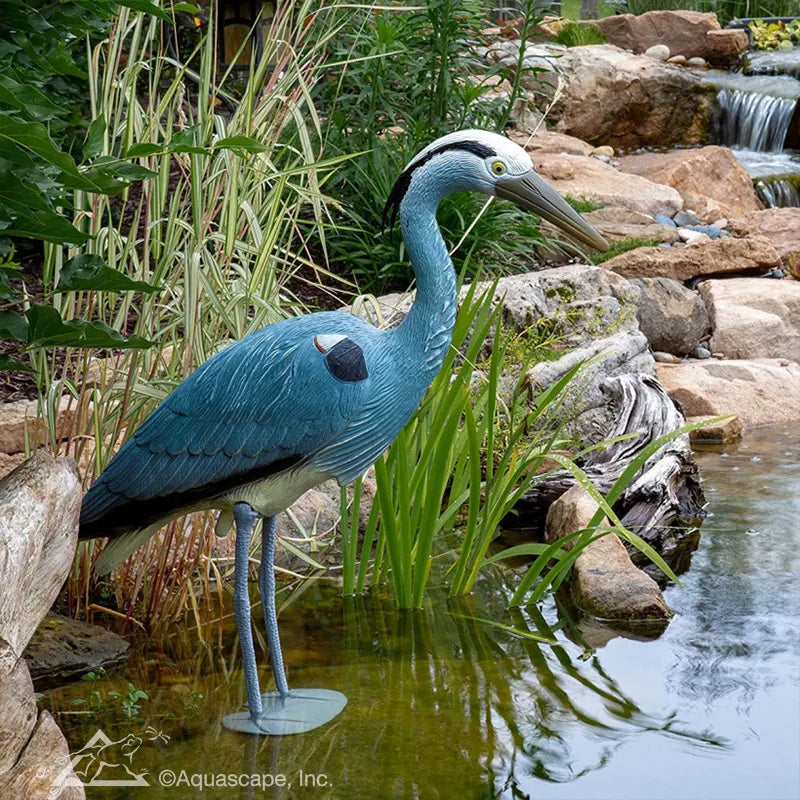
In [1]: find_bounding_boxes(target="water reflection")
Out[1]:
[43,426,800,799]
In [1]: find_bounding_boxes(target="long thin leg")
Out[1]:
[233,502,263,723]
[259,516,289,698]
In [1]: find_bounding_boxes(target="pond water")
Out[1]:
[44,425,800,799]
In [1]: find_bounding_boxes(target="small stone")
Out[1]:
[692,345,711,359]
[654,214,677,228]
[686,414,742,444]
[686,224,723,239]
[667,54,687,65]
[761,268,786,279]
[712,352,725,359]
[678,228,711,244]
[780,359,790,367]
[674,210,702,227]
[687,56,707,68]
[644,44,670,61]
[653,351,681,363]
[712,218,728,230]
[591,145,615,158]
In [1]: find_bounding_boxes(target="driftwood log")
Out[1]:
[508,373,706,583]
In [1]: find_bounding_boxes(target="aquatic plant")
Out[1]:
[749,19,800,50]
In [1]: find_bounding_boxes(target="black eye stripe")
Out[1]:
[381,140,497,232]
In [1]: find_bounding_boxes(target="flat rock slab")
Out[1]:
[727,208,800,267]
[699,277,800,363]
[602,236,781,281]
[0,398,75,455]
[618,146,762,223]
[24,614,130,690]
[532,152,683,217]
[508,128,594,156]
[657,358,800,427]
[584,207,680,244]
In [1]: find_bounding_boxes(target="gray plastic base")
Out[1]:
[222,688,347,735]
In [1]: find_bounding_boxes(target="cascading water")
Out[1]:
[706,48,800,208]
[714,88,797,151]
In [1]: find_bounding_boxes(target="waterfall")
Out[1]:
[756,176,800,207]
[714,88,798,152]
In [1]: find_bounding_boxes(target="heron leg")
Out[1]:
[258,516,289,699]
[233,502,263,723]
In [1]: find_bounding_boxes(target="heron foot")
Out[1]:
[221,688,347,735]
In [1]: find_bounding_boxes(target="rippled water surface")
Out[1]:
[45,426,800,799]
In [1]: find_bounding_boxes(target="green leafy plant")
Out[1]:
[749,19,800,50]
[555,21,607,47]
[109,682,149,718]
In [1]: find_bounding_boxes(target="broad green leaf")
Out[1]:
[83,117,106,159]
[93,157,157,180]
[0,310,29,341]
[0,206,90,244]
[118,0,172,21]
[0,74,67,120]
[214,136,267,153]
[25,305,155,349]
[0,354,33,371]
[0,170,55,212]
[124,143,163,158]
[0,115,125,195]
[57,254,161,293]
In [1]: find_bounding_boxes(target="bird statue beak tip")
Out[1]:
[496,170,609,253]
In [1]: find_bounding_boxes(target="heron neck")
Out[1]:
[393,189,457,383]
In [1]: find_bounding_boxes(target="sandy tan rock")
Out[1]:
[510,43,714,149]
[687,414,742,444]
[657,359,800,427]
[545,485,671,620]
[584,207,680,244]
[0,397,76,455]
[532,153,683,217]
[508,128,594,156]
[726,207,800,267]
[603,236,780,281]
[698,277,800,362]
[0,450,27,478]
[591,10,746,65]
[618,146,763,223]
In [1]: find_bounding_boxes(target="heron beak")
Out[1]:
[495,171,609,252]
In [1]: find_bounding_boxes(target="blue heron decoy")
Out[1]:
[79,129,608,735]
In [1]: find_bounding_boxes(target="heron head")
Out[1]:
[382,129,609,252]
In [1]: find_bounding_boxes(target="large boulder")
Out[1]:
[507,44,715,149]
[531,152,683,217]
[657,358,800,427]
[698,278,800,362]
[602,236,781,281]
[0,452,84,798]
[726,208,800,268]
[546,484,671,621]
[630,277,710,355]
[618,146,763,223]
[592,10,748,66]
[508,128,594,156]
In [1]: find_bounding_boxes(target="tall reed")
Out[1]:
[36,1,351,623]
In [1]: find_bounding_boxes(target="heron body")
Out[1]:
[79,129,607,734]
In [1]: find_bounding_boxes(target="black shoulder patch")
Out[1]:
[325,338,368,383]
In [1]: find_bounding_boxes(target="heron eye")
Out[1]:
[491,161,507,175]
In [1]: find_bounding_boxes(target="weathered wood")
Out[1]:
[508,373,705,581]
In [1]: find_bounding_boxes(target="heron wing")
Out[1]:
[80,315,372,537]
